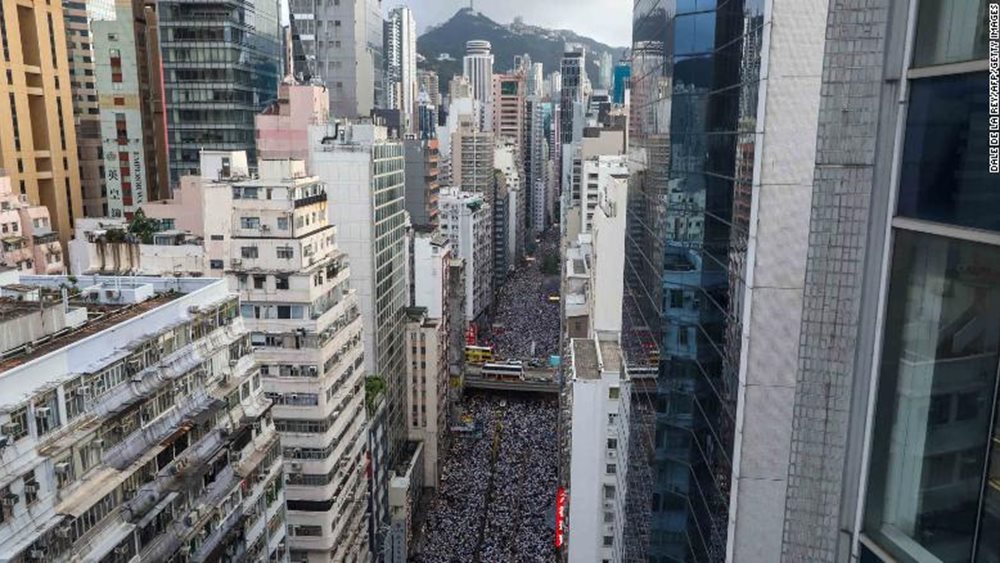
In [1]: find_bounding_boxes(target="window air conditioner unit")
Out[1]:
[34,407,51,418]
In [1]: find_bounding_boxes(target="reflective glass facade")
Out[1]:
[625,0,764,560]
[862,2,997,562]
[158,0,281,183]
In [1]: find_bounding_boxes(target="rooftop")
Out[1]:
[572,338,599,380]
[0,293,179,374]
[599,340,623,373]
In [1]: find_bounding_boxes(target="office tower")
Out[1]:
[546,71,562,100]
[0,0,83,246]
[624,0,830,560]
[0,175,64,273]
[158,0,281,183]
[451,119,494,197]
[417,70,442,109]
[221,158,369,563]
[385,7,417,135]
[438,187,491,323]
[92,0,169,218]
[0,273,287,562]
[62,0,107,219]
[311,123,407,465]
[492,73,526,156]
[598,51,614,90]
[559,46,585,144]
[612,61,631,105]
[462,40,494,131]
[289,0,383,118]
[403,138,440,230]
[257,81,331,169]
[415,96,438,140]
[403,281,451,487]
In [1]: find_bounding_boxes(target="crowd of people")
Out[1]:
[414,395,558,562]
[485,230,562,361]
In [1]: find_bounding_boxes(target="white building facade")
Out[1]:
[226,160,369,563]
[438,188,492,323]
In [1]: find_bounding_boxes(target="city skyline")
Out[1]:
[380,0,631,46]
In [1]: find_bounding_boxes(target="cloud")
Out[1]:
[384,0,631,47]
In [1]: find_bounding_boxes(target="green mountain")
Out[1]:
[417,8,627,93]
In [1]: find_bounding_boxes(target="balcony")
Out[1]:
[293,192,328,209]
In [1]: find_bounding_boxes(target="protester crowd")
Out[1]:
[485,230,562,361]
[415,395,558,562]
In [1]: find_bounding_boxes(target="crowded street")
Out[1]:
[483,229,562,361]
[413,394,559,562]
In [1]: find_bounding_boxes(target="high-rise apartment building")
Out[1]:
[451,118,494,198]
[492,73,526,155]
[0,273,288,562]
[403,138,440,230]
[403,302,450,488]
[311,123,408,468]
[289,0,383,119]
[438,187,491,323]
[462,40,494,132]
[385,7,417,135]
[92,0,169,218]
[417,69,442,109]
[158,0,281,183]
[222,158,369,563]
[62,0,107,219]
[0,0,83,246]
[257,81,331,169]
[564,161,629,561]
[524,97,549,236]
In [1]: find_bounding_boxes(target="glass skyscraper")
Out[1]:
[157,0,281,183]
[624,1,997,562]
[625,1,765,560]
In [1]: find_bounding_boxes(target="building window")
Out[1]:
[241,247,258,259]
[109,48,122,82]
[276,276,289,290]
[864,229,1000,562]
[253,275,266,289]
[896,73,993,232]
[912,0,988,67]
[240,217,261,229]
[608,387,620,400]
[277,246,293,259]
[277,216,289,230]
[209,260,223,270]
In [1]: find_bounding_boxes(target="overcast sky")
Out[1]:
[381,0,632,47]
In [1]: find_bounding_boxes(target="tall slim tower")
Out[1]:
[385,7,418,135]
[462,40,494,132]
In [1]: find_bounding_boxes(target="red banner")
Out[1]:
[555,486,566,548]
[465,324,478,346]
